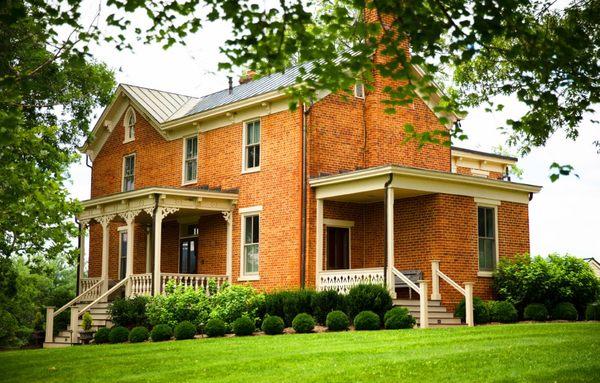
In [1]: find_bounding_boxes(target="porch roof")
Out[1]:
[309,165,542,204]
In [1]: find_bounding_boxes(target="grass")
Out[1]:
[1,323,599,382]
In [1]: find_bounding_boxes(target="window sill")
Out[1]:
[123,138,134,144]
[238,275,260,282]
[181,180,197,186]
[477,271,493,278]
[242,167,260,175]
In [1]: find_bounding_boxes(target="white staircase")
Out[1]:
[393,299,463,326]
[43,302,113,348]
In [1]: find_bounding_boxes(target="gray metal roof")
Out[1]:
[121,83,197,123]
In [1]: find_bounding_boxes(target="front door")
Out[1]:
[179,238,198,274]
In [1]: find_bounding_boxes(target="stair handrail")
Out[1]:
[392,267,421,294]
[53,279,104,317]
[78,276,130,317]
[436,269,465,296]
[431,260,474,327]
[392,267,429,329]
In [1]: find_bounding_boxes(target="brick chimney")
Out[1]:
[239,70,257,85]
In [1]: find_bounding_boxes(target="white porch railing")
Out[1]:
[318,267,385,294]
[130,273,152,296]
[79,277,102,301]
[160,273,228,294]
[431,260,474,327]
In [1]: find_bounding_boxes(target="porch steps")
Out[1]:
[392,299,464,327]
[43,302,113,348]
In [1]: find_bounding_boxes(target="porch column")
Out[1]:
[98,215,114,295]
[145,226,151,273]
[78,221,89,285]
[223,211,233,282]
[153,208,164,296]
[386,187,395,297]
[123,211,136,297]
[315,198,324,289]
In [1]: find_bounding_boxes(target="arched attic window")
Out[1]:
[124,107,136,142]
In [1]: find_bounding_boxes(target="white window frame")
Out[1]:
[241,119,261,174]
[117,226,128,280]
[475,200,500,277]
[122,153,136,192]
[124,107,136,143]
[324,219,354,270]
[354,82,365,99]
[178,223,199,274]
[239,205,262,281]
[181,135,198,185]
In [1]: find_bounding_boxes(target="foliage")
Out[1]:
[311,290,345,325]
[108,326,129,344]
[346,284,392,321]
[108,296,149,329]
[150,324,172,342]
[487,301,518,323]
[291,313,315,334]
[353,311,380,331]
[146,282,211,329]
[261,315,285,335]
[524,304,549,322]
[128,327,149,343]
[232,316,255,336]
[384,307,415,330]
[204,318,226,338]
[585,303,600,321]
[326,310,349,332]
[455,297,490,324]
[94,327,110,344]
[81,312,93,332]
[209,284,264,327]
[0,311,19,347]
[174,321,196,340]
[551,303,578,321]
[494,254,599,315]
[264,290,316,327]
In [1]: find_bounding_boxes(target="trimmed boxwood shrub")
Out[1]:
[94,327,110,344]
[311,290,345,325]
[205,318,226,337]
[232,316,255,336]
[261,315,285,335]
[384,307,415,329]
[326,310,349,331]
[150,324,173,342]
[488,301,518,323]
[585,302,600,320]
[109,296,149,328]
[108,326,129,344]
[354,311,380,331]
[455,297,490,324]
[551,302,578,321]
[292,313,315,334]
[128,326,149,343]
[174,321,196,340]
[346,284,392,320]
[523,303,548,321]
[264,290,316,327]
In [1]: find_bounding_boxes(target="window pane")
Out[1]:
[486,209,495,238]
[253,122,260,143]
[254,145,260,167]
[245,244,259,273]
[252,215,259,243]
[245,216,253,244]
[478,207,486,237]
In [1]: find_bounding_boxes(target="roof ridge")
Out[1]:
[120,83,200,100]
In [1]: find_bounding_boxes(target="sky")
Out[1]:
[67,4,600,260]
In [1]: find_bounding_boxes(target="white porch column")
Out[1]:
[419,280,429,329]
[315,198,324,289]
[98,215,114,295]
[223,211,233,282]
[464,282,475,327]
[386,187,395,297]
[78,221,89,284]
[145,227,151,273]
[153,208,164,296]
[123,212,136,297]
[431,260,441,300]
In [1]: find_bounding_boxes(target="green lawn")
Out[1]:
[1,323,599,382]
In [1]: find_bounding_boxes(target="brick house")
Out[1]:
[47,59,540,343]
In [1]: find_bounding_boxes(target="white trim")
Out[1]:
[239,205,263,214]
[181,135,198,185]
[323,221,352,271]
[123,106,136,143]
[323,219,355,228]
[476,204,500,273]
[354,82,365,99]
[121,153,136,192]
[237,275,260,282]
[241,119,261,174]
[239,206,262,279]
[477,271,493,278]
[117,226,127,232]
[474,197,501,206]
[118,230,128,280]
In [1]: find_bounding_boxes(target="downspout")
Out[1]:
[151,194,159,296]
[383,173,393,286]
[75,217,81,296]
[300,101,313,289]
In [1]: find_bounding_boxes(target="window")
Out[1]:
[327,227,350,270]
[119,231,127,280]
[354,82,365,99]
[123,154,135,191]
[183,136,198,183]
[243,214,259,275]
[243,120,260,172]
[478,206,496,271]
[124,107,136,142]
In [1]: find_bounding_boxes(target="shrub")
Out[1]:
[174,321,196,340]
[128,326,149,343]
[205,318,226,337]
[346,284,392,320]
[494,254,599,314]
[551,302,578,321]
[326,310,349,331]
[150,324,173,342]
[488,301,518,323]
[384,307,415,329]
[292,313,315,333]
[523,303,548,321]
[353,311,380,330]
[209,285,264,327]
[311,290,345,325]
[93,327,110,344]
[81,311,94,332]
[108,326,129,344]
[455,297,490,324]
[265,290,316,326]
[109,296,149,328]
[146,282,211,330]
[585,302,600,320]
[261,315,285,335]
[232,316,255,336]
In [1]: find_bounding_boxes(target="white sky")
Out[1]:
[67,6,600,260]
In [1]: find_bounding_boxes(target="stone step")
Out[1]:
[58,330,72,338]
[405,305,448,313]
[416,317,462,325]
[393,299,441,307]
[411,311,456,319]
[52,335,72,343]
[43,342,73,349]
